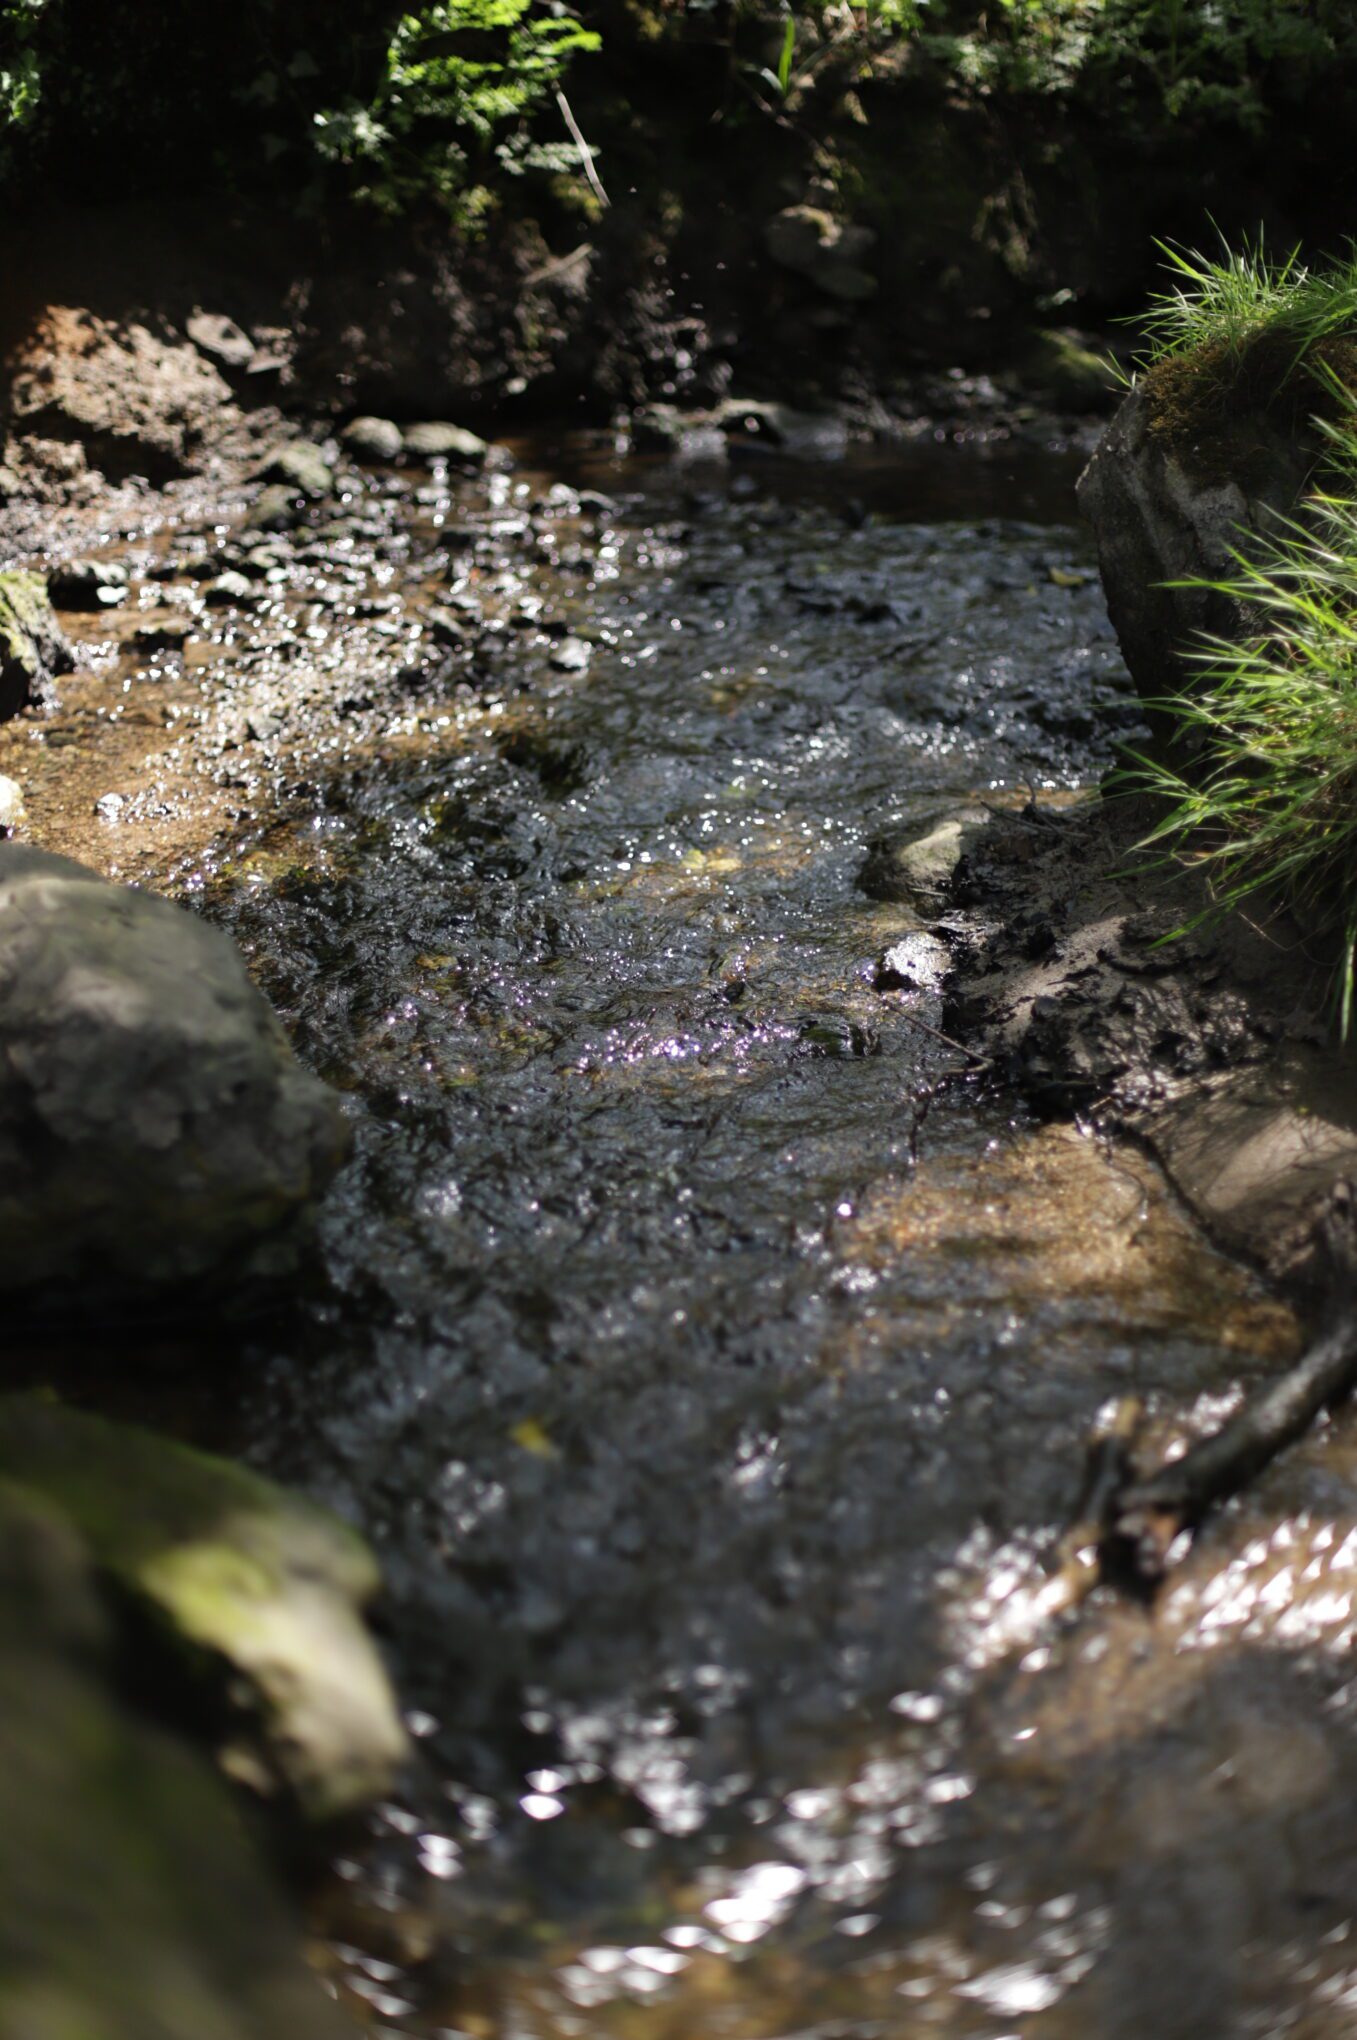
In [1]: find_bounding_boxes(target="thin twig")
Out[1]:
[1110,1305,1357,1580]
[893,1006,993,1068]
[555,87,609,208]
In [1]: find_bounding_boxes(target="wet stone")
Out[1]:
[259,441,334,500]
[135,615,193,651]
[205,569,261,607]
[426,606,469,647]
[47,557,130,610]
[341,415,404,463]
[0,844,349,1301]
[550,635,592,674]
[244,483,305,533]
[402,420,489,466]
[858,808,991,905]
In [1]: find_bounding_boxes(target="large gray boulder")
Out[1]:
[0,1478,360,2040]
[1077,384,1317,711]
[0,845,349,1300]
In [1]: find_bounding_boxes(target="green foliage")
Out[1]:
[1129,401,1357,1034]
[312,0,601,220]
[718,0,1355,154]
[0,0,48,157]
[1134,233,1357,370]
[918,0,1356,125]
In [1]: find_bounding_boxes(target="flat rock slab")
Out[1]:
[859,809,991,907]
[1138,1050,1357,1288]
[0,1396,409,1822]
[0,844,349,1301]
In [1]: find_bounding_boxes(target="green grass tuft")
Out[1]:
[1134,231,1343,365]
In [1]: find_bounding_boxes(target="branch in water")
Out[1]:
[1109,1306,1357,1581]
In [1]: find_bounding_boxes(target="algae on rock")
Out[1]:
[0,571,74,719]
[0,1396,409,1824]
[0,1478,358,2040]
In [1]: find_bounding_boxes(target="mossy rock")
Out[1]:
[1079,383,1318,726]
[0,1479,356,2040]
[1019,329,1115,413]
[0,572,74,719]
[1139,328,1357,463]
[258,442,334,499]
[402,420,489,465]
[0,1397,409,1823]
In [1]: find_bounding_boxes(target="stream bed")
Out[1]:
[12,431,1357,2038]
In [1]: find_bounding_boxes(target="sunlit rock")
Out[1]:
[341,415,403,462]
[0,845,349,1301]
[402,420,489,465]
[259,440,334,499]
[0,1477,357,2038]
[0,570,74,718]
[185,310,257,371]
[858,809,990,906]
[0,1396,409,1824]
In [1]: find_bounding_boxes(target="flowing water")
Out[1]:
[14,431,1357,2038]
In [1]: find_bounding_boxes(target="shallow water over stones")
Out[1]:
[11,433,1357,2037]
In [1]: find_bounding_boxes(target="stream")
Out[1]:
[14,429,1357,2038]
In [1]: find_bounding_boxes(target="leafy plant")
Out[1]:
[0,0,48,134]
[312,0,601,220]
[915,0,1356,127]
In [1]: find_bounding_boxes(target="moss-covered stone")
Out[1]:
[0,571,74,719]
[258,442,334,499]
[1020,329,1115,414]
[0,1479,357,2040]
[402,420,488,465]
[0,1397,409,1824]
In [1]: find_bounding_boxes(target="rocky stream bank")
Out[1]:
[3,301,1357,2037]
